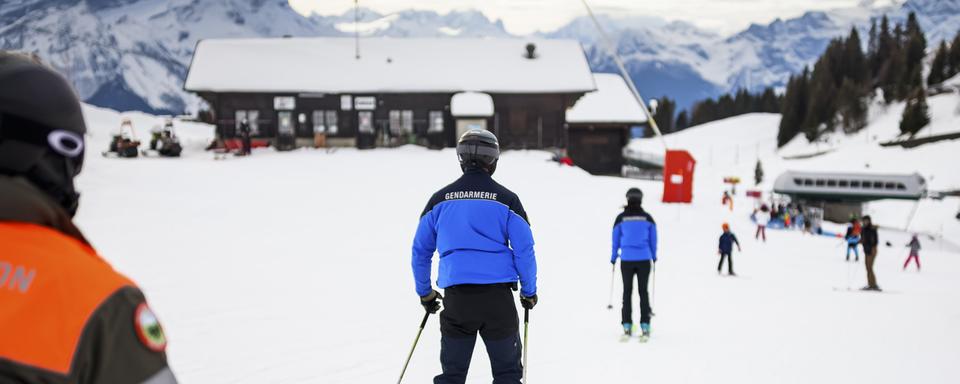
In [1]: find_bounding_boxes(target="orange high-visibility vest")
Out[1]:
[0,222,133,374]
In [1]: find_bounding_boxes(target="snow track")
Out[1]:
[73,106,959,383]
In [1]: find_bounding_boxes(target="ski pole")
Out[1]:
[397,311,431,384]
[606,263,616,309]
[523,308,530,384]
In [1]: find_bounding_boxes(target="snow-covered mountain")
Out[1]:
[549,0,960,109]
[309,7,511,38]
[2,0,958,114]
[0,0,323,114]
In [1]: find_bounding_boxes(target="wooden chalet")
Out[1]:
[565,73,649,175]
[184,37,597,151]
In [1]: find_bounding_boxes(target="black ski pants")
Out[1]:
[621,260,652,325]
[436,284,522,384]
[718,252,734,274]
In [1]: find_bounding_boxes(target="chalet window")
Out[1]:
[793,178,803,185]
[873,181,884,189]
[827,180,837,187]
[235,110,260,135]
[885,182,896,190]
[297,113,311,138]
[313,110,339,135]
[862,180,872,188]
[851,180,861,188]
[402,110,414,134]
[358,111,374,134]
[803,179,813,186]
[428,111,444,133]
[326,111,338,135]
[839,180,849,187]
[896,183,906,190]
[815,179,825,187]
[389,110,414,135]
[277,112,294,135]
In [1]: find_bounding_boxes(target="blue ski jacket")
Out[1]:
[719,232,739,254]
[412,169,538,297]
[611,208,658,263]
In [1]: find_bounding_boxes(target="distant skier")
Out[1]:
[844,219,861,262]
[754,205,770,242]
[411,129,537,383]
[718,223,741,276]
[239,118,252,156]
[721,191,733,211]
[861,215,881,291]
[903,234,921,271]
[611,188,657,341]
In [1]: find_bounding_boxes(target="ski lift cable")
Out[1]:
[579,0,669,152]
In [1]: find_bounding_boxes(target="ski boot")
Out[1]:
[619,323,633,342]
[639,323,651,343]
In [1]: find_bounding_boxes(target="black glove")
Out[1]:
[611,259,616,265]
[420,290,442,314]
[520,294,538,310]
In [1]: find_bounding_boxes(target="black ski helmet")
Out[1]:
[626,188,643,204]
[457,129,499,175]
[0,52,86,216]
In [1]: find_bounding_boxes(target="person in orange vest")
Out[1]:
[0,52,177,383]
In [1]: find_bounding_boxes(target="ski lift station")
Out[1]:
[183,37,647,174]
[773,171,927,221]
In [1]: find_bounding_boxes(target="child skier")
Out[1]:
[611,188,657,342]
[754,205,770,242]
[844,219,861,262]
[718,223,741,276]
[904,234,921,271]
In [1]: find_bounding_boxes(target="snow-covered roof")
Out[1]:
[566,73,648,124]
[184,37,596,94]
[450,92,494,117]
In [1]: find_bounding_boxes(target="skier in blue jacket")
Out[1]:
[611,188,657,339]
[718,223,741,276]
[412,129,537,384]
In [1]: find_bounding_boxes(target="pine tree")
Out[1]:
[899,89,930,136]
[844,28,869,86]
[803,52,839,141]
[928,40,949,86]
[777,69,809,147]
[879,46,905,103]
[949,31,960,78]
[837,78,867,133]
[675,111,689,131]
[652,96,676,133]
[754,160,764,186]
[904,12,926,77]
[872,15,893,80]
[868,20,878,58]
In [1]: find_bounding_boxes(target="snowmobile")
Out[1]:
[102,118,141,158]
[142,118,182,157]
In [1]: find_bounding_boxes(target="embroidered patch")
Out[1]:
[134,303,167,352]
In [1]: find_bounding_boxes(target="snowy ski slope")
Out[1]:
[73,105,959,383]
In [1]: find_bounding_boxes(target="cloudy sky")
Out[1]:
[289,0,882,36]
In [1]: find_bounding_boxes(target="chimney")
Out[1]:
[525,43,537,59]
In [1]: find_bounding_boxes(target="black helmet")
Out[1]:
[457,129,499,175]
[0,52,86,216]
[626,188,643,203]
